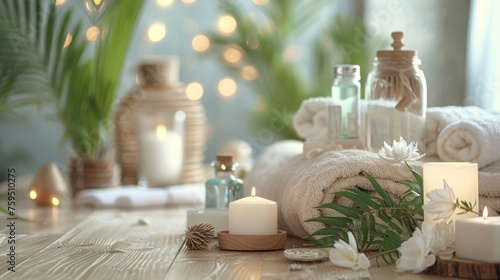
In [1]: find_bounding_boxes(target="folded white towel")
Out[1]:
[74,184,204,208]
[425,106,489,155]
[293,97,331,139]
[437,116,500,168]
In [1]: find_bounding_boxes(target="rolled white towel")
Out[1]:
[437,116,500,168]
[74,184,204,208]
[293,97,331,139]
[425,106,489,155]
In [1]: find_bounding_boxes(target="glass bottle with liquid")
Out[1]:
[331,64,361,139]
[205,155,244,209]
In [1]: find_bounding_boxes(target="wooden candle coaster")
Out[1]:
[217,230,287,251]
[426,256,500,279]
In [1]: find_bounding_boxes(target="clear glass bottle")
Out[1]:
[365,32,427,152]
[331,64,361,139]
[205,155,244,209]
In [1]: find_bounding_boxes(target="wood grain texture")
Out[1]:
[217,230,287,251]
[426,257,500,279]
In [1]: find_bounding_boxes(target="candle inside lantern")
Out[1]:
[139,123,183,187]
[228,187,277,235]
[455,206,500,263]
[423,162,478,222]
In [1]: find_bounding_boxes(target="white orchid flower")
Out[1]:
[430,220,455,260]
[396,227,436,273]
[378,137,425,163]
[329,232,371,270]
[422,179,457,222]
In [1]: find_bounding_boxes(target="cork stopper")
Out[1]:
[137,56,179,89]
[377,31,416,58]
[215,155,234,171]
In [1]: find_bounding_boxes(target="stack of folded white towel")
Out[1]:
[293,98,500,168]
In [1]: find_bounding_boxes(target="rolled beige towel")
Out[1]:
[437,116,500,168]
[425,106,489,155]
[292,97,332,139]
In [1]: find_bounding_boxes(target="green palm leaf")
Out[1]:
[0,0,144,158]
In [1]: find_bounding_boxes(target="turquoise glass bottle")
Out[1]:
[205,155,244,209]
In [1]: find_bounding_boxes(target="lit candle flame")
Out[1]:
[483,206,488,220]
[251,187,256,198]
[52,197,60,206]
[29,190,37,200]
[156,124,167,140]
[221,164,226,171]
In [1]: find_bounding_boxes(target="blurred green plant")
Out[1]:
[0,0,144,159]
[206,0,387,139]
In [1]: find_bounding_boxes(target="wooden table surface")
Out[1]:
[0,176,454,280]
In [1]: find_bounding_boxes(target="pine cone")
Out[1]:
[185,223,215,250]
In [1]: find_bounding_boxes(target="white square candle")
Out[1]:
[423,162,478,222]
[228,187,277,235]
[455,208,500,263]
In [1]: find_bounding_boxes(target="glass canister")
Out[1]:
[137,110,185,187]
[365,32,427,151]
[205,155,244,209]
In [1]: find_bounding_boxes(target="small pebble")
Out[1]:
[137,218,151,225]
[110,241,131,253]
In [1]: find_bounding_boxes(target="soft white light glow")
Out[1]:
[52,197,60,206]
[156,0,174,7]
[29,190,37,200]
[223,47,242,63]
[483,206,488,219]
[218,15,237,34]
[156,124,167,141]
[242,65,258,80]
[148,22,167,42]
[182,0,196,3]
[55,0,66,6]
[218,78,237,97]
[86,26,99,41]
[192,35,210,52]
[251,186,256,197]
[252,0,268,5]
[186,82,204,101]
[63,33,72,48]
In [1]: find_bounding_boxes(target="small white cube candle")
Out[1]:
[228,187,277,235]
[423,162,478,222]
[455,207,500,263]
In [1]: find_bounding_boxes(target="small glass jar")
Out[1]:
[137,110,185,187]
[365,32,427,151]
[331,64,361,139]
[205,155,244,209]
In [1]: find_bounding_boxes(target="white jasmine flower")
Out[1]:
[396,227,435,273]
[431,220,455,260]
[329,232,370,270]
[422,180,457,222]
[378,137,425,163]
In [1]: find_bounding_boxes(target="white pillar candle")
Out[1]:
[423,162,478,222]
[228,187,277,235]
[455,207,500,263]
[140,124,183,187]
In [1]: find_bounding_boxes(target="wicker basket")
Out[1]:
[115,57,207,186]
